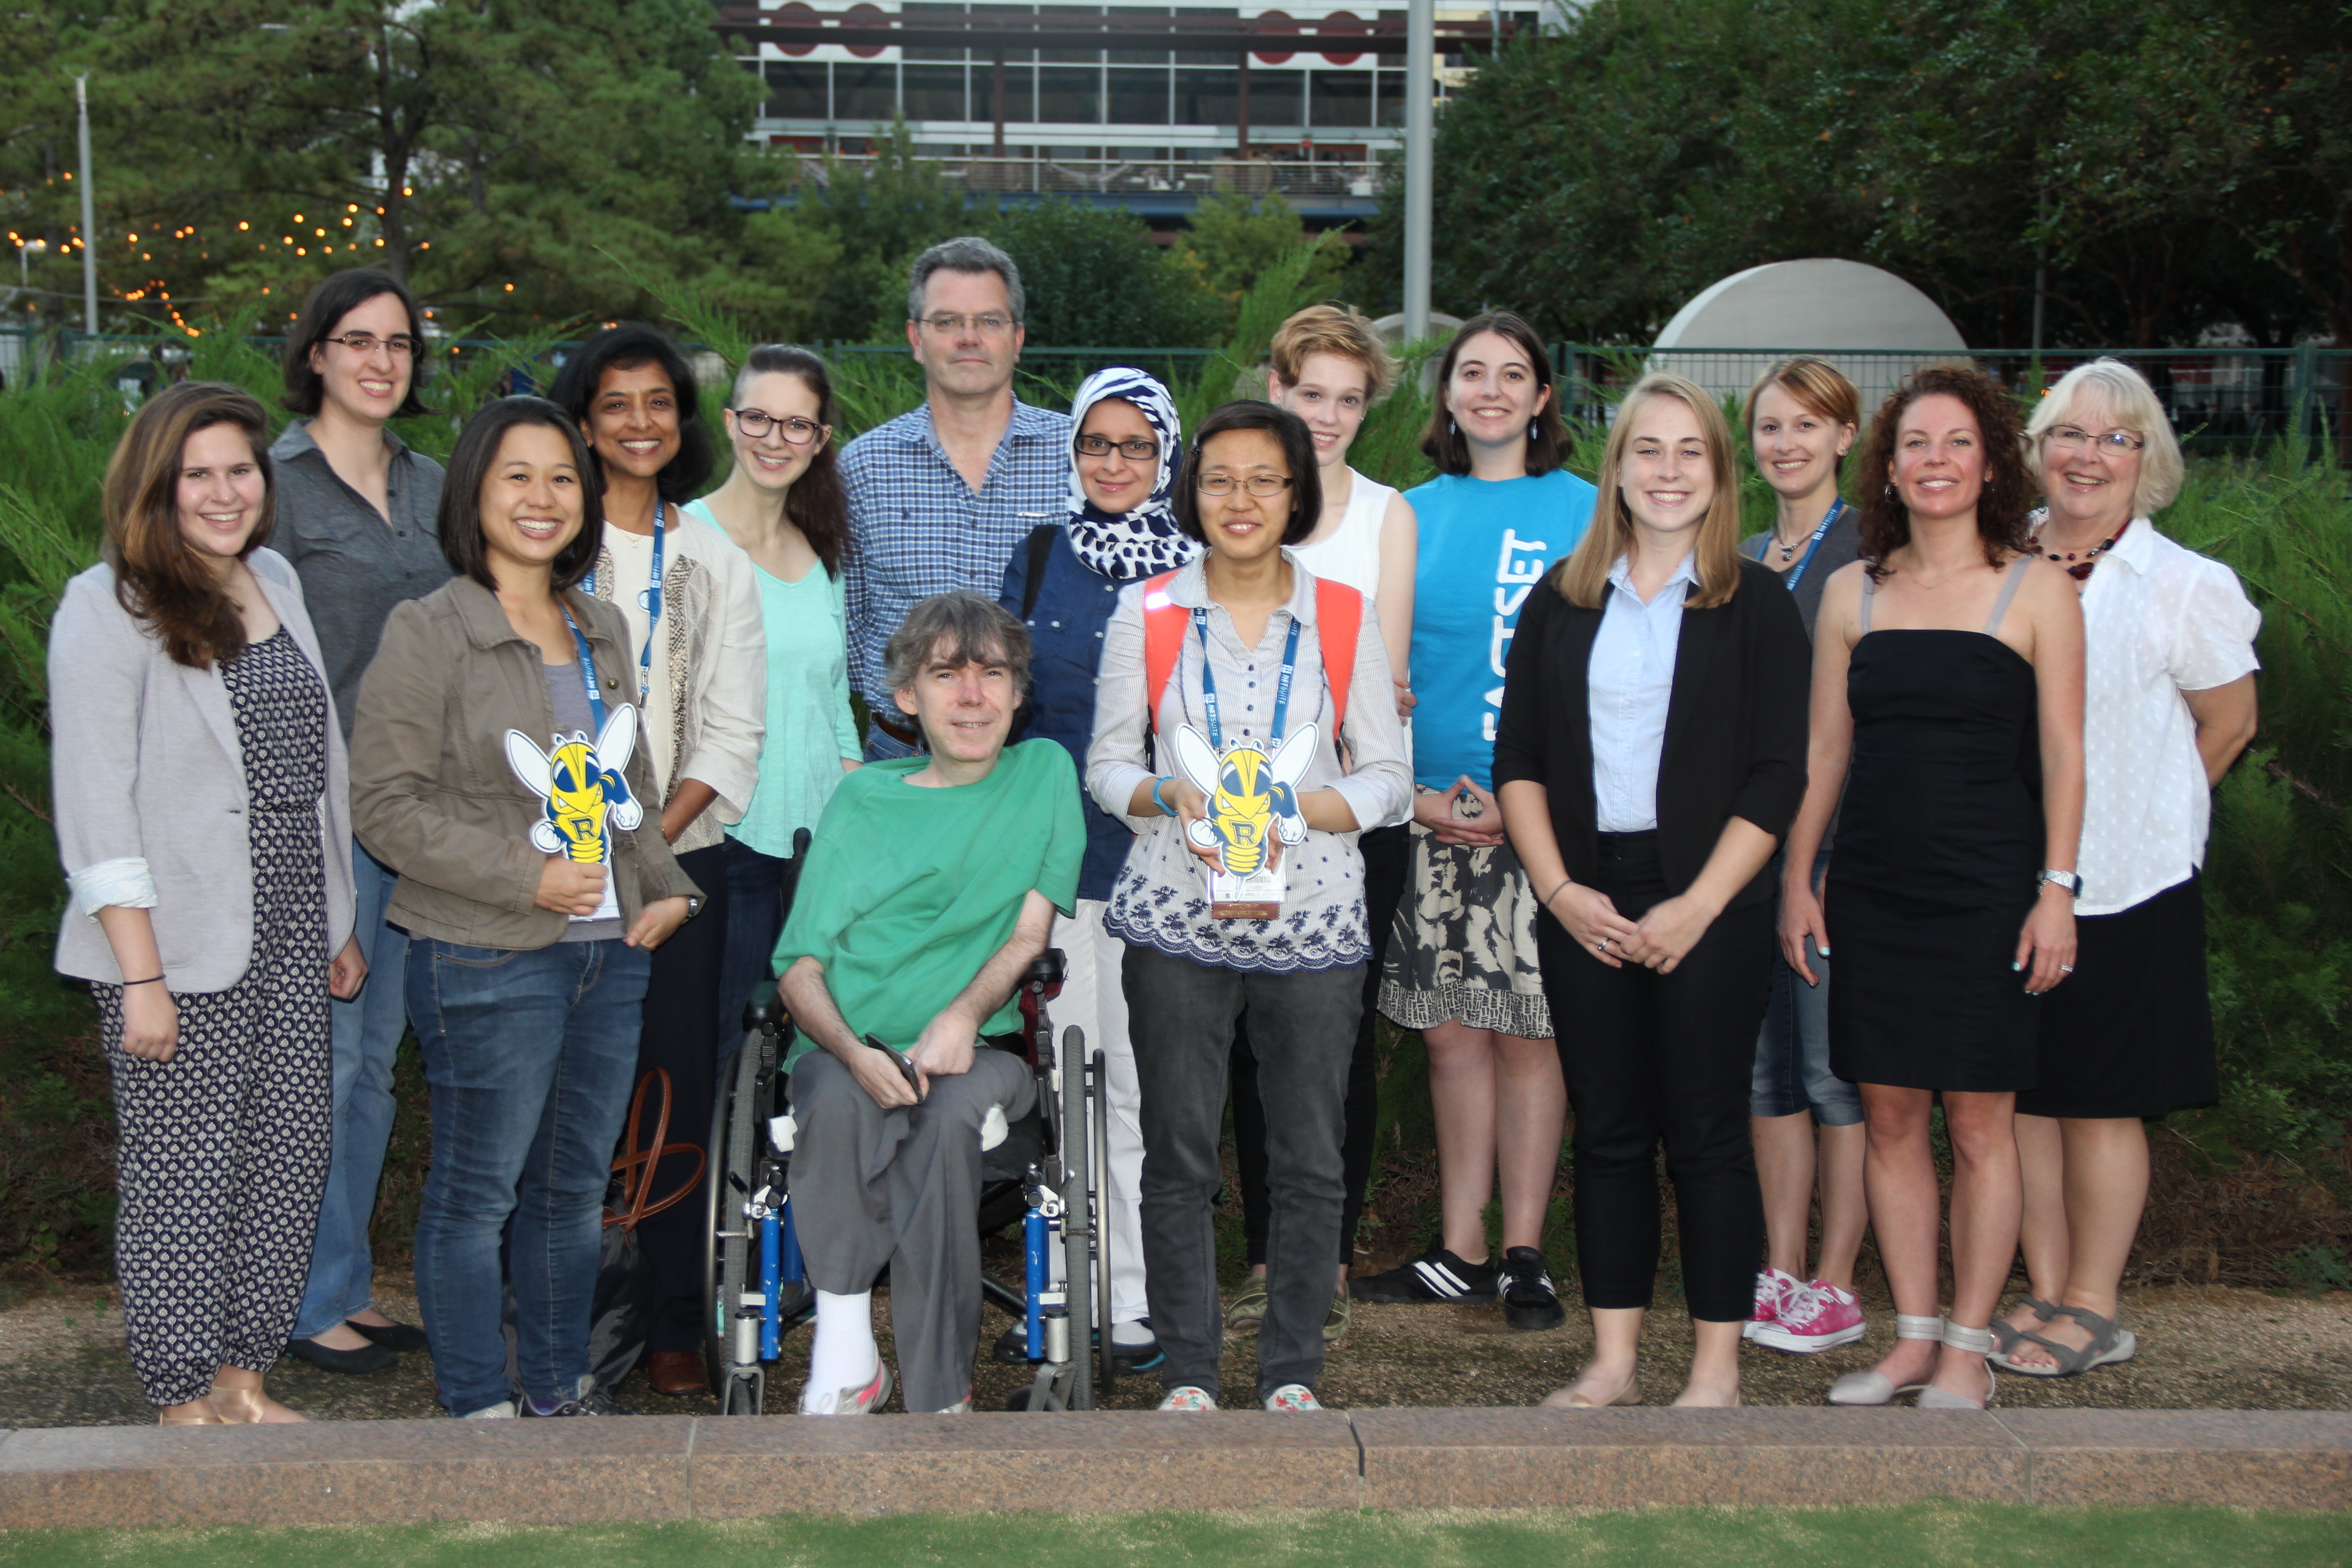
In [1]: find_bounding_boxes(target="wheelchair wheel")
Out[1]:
[1002,1384,1067,1413]
[700,1031,769,1396]
[1057,1025,1094,1411]
[1092,1047,1117,1396]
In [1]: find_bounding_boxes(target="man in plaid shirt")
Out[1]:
[844,236,1073,758]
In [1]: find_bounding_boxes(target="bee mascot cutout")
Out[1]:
[1173,721,1317,877]
[504,706,644,868]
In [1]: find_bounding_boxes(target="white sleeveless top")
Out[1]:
[1289,466,1394,599]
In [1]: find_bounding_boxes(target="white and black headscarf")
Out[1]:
[1063,366,1200,581]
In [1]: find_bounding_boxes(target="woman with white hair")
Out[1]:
[1994,358,2260,1380]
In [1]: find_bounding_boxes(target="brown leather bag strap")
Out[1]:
[605,1068,708,1232]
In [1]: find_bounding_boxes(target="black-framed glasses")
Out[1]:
[2044,425,2145,454]
[728,407,828,446]
[1196,473,1292,499]
[320,331,419,358]
[1075,433,1159,462]
[919,311,1014,336]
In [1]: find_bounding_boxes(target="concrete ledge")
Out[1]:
[1353,1407,2031,1509]
[0,1408,2344,1529]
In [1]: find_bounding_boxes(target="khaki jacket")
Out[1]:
[350,576,701,948]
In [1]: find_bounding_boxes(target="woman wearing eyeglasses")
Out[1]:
[693,346,859,1081]
[995,365,1196,1374]
[1086,401,1411,1413]
[270,269,449,1378]
[1990,360,2259,1382]
[549,327,766,1399]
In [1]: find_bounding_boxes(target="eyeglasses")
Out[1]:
[2044,425,2145,454]
[1075,433,1159,461]
[1196,473,1293,499]
[321,331,419,358]
[919,312,1014,337]
[728,407,828,445]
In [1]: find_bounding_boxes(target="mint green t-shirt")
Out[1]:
[774,738,1084,1067]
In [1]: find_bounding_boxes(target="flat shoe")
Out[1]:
[158,1403,223,1425]
[348,1320,429,1354]
[645,1350,708,1396]
[283,1336,397,1376]
[1541,1370,1641,1409]
[1826,1370,1927,1406]
[208,1385,303,1422]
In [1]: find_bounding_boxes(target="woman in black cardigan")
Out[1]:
[1496,373,1810,1409]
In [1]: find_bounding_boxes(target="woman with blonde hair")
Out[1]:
[1736,357,1870,1353]
[1993,359,2258,1380]
[1495,372,1809,1407]
[52,381,366,1422]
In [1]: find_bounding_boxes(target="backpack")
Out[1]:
[1138,568,1362,743]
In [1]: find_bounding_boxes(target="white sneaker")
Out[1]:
[460,1400,516,1419]
[1262,1383,1323,1412]
[1156,1385,1218,1411]
[800,1361,893,1416]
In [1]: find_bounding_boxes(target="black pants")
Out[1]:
[1232,821,1407,1268]
[634,841,731,1357]
[1534,831,1770,1323]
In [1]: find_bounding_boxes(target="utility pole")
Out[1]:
[73,73,97,334]
[1403,0,1433,345]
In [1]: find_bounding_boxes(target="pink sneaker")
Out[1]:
[1744,1268,1800,1342]
[1751,1280,1867,1353]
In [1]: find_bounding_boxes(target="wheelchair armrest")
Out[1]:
[742,980,789,1035]
[1024,948,1066,990]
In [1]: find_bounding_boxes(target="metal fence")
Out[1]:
[779,154,1384,200]
[4,325,2343,458]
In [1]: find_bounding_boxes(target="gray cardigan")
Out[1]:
[50,548,358,991]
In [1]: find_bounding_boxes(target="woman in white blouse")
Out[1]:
[1994,359,2259,1380]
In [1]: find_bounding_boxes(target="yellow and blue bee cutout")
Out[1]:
[505,706,643,919]
[1174,721,1316,918]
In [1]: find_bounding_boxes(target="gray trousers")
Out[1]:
[1124,945,1363,1402]
[787,1047,1034,1413]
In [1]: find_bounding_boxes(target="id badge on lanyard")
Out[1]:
[1176,611,1315,920]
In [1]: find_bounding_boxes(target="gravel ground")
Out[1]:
[2,1271,2345,1425]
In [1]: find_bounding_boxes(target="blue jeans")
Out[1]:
[1750,849,1862,1126]
[293,844,411,1340]
[862,720,918,762]
[407,936,650,1415]
[714,834,794,1063]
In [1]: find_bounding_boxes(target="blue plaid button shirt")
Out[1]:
[843,397,1074,715]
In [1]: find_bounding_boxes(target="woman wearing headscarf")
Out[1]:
[997,365,1193,1371]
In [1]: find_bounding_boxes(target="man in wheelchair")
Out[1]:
[775,593,1083,1415]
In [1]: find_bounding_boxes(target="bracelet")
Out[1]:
[1151,776,1176,817]
[1540,877,1573,909]
[121,975,163,986]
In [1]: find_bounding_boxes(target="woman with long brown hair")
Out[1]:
[51,381,366,1423]
[1495,372,1810,1409]
[1782,363,2085,1410]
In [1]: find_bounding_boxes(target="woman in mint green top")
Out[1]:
[691,345,860,1056]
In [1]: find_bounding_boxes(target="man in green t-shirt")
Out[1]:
[776,593,1083,1416]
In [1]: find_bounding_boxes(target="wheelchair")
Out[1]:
[701,948,1119,1415]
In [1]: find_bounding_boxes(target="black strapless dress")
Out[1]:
[1827,569,2043,1093]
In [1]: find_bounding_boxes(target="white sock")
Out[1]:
[802,1289,878,1412]
[1111,1319,1156,1347]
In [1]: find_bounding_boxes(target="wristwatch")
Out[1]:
[2037,869,2082,897]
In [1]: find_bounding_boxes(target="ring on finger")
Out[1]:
[2058,964,2074,974]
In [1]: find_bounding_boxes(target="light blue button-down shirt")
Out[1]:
[1589,551,1699,833]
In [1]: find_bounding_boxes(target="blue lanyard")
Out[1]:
[559,605,607,734]
[1192,608,1303,752]
[1782,498,1845,593]
[581,501,665,674]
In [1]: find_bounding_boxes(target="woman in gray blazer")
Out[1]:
[51,382,364,1424]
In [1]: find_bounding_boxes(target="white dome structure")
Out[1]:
[1650,260,1967,414]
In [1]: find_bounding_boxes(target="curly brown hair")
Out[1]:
[1857,363,2034,580]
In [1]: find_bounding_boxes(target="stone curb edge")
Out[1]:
[0,1406,2343,1529]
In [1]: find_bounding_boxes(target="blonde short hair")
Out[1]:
[1553,373,1745,611]
[2024,358,2185,514]
[1268,304,1398,400]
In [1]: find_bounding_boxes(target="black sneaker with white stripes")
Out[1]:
[1348,1242,1499,1304]
[1499,1245,1568,1331]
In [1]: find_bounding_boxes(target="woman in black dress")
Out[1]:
[1779,365,2084,1410]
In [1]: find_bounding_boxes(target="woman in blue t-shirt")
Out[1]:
[1355,314,1595,1332]
[997,365,1196,1373]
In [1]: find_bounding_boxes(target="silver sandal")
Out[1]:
[1996,1303,2137,1379]
[1826,1312,1943,1406]
[1915,1321,1997,1410]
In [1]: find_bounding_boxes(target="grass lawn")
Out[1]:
[2,1505,2346,1568]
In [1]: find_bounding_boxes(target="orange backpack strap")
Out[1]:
[1315,578,1362,741]
[1141,570,1186,734]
